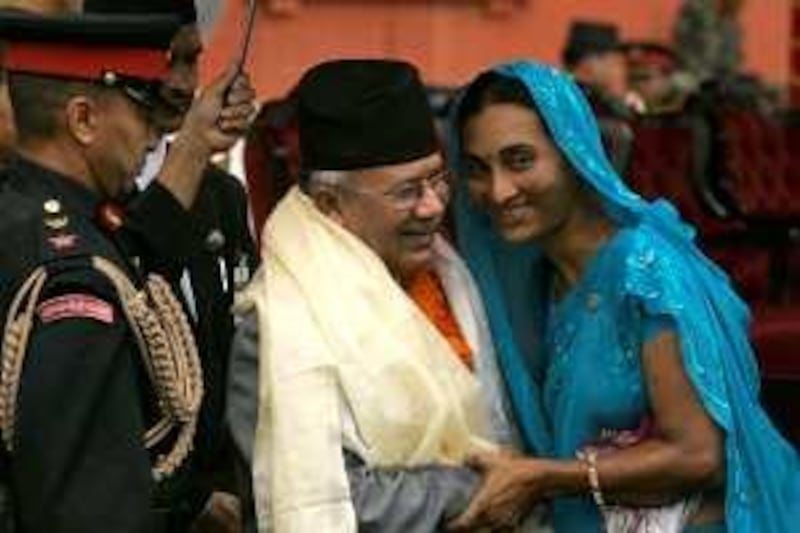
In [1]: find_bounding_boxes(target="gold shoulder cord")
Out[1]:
[0,256,204,482]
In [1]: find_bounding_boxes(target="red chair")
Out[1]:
[751,306,800,379]
[628,115,768,302]
[781,114,800,217]
[717,111,793,219]
[243,97,300,248]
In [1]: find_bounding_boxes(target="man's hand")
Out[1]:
[180,66,257,155]
[447,452,543,531]
[157,66,256,209]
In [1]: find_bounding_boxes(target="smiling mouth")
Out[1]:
[401,231,437,248]
[495,205,532,226]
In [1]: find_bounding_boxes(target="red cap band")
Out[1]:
[4,41,169,82]
[629,50,676,73]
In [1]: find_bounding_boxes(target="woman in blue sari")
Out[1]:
[446,61,800,532]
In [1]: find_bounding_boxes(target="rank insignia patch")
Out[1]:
[37,294,114,324]
[47,234,79,251]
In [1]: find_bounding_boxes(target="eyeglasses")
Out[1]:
[341,168,453,211]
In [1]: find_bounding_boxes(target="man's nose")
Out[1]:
[413,181,446,219]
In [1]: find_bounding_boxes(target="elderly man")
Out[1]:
[227,59,524,533]
[0,9,252,532]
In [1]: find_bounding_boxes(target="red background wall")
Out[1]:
[201,0,789,100]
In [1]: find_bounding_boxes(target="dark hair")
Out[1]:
[7,73,102,142]
[456,71,536,135]
[456,70,581,182]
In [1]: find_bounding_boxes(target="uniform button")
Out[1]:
[205,229,226,252]
[43,199,62,214]
[102,71,118,86]
[44,215,69,230]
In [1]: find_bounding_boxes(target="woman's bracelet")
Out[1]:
[577,448,606,508]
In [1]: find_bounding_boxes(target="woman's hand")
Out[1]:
[447,452,547,531]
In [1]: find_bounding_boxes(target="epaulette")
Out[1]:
[40,197,122,272]
[0,193,97,282]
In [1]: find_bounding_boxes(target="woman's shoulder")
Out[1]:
[603,224,664,275]
[604,224,685,302]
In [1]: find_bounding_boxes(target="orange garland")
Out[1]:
[407,270,474,371]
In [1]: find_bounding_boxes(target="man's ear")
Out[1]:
[310,185,345,224]
[64,95,100,146]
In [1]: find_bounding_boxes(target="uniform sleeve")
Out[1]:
[124,180,201,277]
[344,450,479,533]
[11,274,156,533]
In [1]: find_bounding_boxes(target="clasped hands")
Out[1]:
[448,449,548,532]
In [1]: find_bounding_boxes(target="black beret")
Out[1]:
[0,11,179,107]
[83,0,197,24]
[296,59,439,172]
[562,21,621,67]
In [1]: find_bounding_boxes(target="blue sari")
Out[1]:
[449,61,800,532]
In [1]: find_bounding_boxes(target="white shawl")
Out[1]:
[242,187,497,532]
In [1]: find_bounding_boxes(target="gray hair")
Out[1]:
[304,169,352,192]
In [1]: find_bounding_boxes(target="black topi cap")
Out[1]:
[296,59,439,172]
[0,11,179,108]
[562,20,621,67]
[83,0,197,24]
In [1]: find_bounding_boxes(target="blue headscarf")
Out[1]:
[449,60,800,531]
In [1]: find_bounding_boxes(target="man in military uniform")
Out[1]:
[0,9,254,532]
[83,1,258,528]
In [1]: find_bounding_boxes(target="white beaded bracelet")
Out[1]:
[578,448,606,508]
